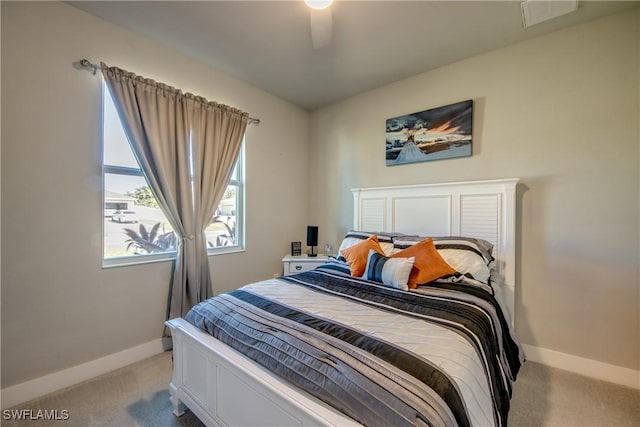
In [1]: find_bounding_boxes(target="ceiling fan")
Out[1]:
[304,0,334,49]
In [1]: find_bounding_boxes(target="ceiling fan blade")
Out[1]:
[310,8,332,49]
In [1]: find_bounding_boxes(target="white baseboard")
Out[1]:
[2,340,637,409]
[0,339,164,409]
[522,344,640,390]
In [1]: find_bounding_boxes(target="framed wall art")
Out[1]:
[385,99,473,166]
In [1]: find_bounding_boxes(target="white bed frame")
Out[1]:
[166,178,519,427]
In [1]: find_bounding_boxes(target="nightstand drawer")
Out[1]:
[288,262,316,275]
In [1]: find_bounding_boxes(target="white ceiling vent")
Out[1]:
[521,0,579,28]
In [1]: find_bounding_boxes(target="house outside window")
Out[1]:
[102,84,244,267]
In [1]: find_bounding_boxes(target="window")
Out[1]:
[102,84,244,266]
[205,163,244,253]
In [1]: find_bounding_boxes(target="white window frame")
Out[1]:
[102,163,177,268]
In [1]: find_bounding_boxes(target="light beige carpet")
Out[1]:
[3,351,639,426]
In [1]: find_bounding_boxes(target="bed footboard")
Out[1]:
[165,318,359,427]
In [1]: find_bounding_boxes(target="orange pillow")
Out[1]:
[340,235,385,277]
[392,238,456,289]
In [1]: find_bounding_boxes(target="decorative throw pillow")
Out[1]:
[391,237,456,289]
[340,235,385,277]
[363,250,415,291]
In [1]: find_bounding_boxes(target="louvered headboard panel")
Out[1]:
[351,178,519,324]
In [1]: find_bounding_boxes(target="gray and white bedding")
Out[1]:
[185,261,524,427]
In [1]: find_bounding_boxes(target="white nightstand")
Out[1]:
[282,254,329,276]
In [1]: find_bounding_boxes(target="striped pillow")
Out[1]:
[432,236,494,265]
[392,236,494,284]
[337,231,409,258]
[363,249,415,291]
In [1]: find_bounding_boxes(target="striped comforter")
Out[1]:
[185,261,524,427]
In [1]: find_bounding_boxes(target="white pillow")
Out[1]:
[337,231,396,257]
[438,248,490,284]
[363,249,414,291]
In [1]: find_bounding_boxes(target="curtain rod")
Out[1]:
[75,59,260,126]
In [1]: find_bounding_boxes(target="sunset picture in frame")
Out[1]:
[386,99,473,166]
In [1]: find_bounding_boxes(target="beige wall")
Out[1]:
[309,11,640,371]
[1,1,309,387]
[2,1,638,390]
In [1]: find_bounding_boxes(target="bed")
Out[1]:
[166,178,522,427]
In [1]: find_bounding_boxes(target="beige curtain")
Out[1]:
[189,100,247,307]
[101,63,248,325]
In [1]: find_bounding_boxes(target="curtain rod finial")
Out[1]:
[74,59,98,75]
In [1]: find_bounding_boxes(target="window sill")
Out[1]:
[103,246,245,269]
[207,246,245,257]
[103,252,176,269]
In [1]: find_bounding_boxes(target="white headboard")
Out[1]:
[351,178,519,325]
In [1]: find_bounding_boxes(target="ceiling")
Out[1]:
[69,1,638,111]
